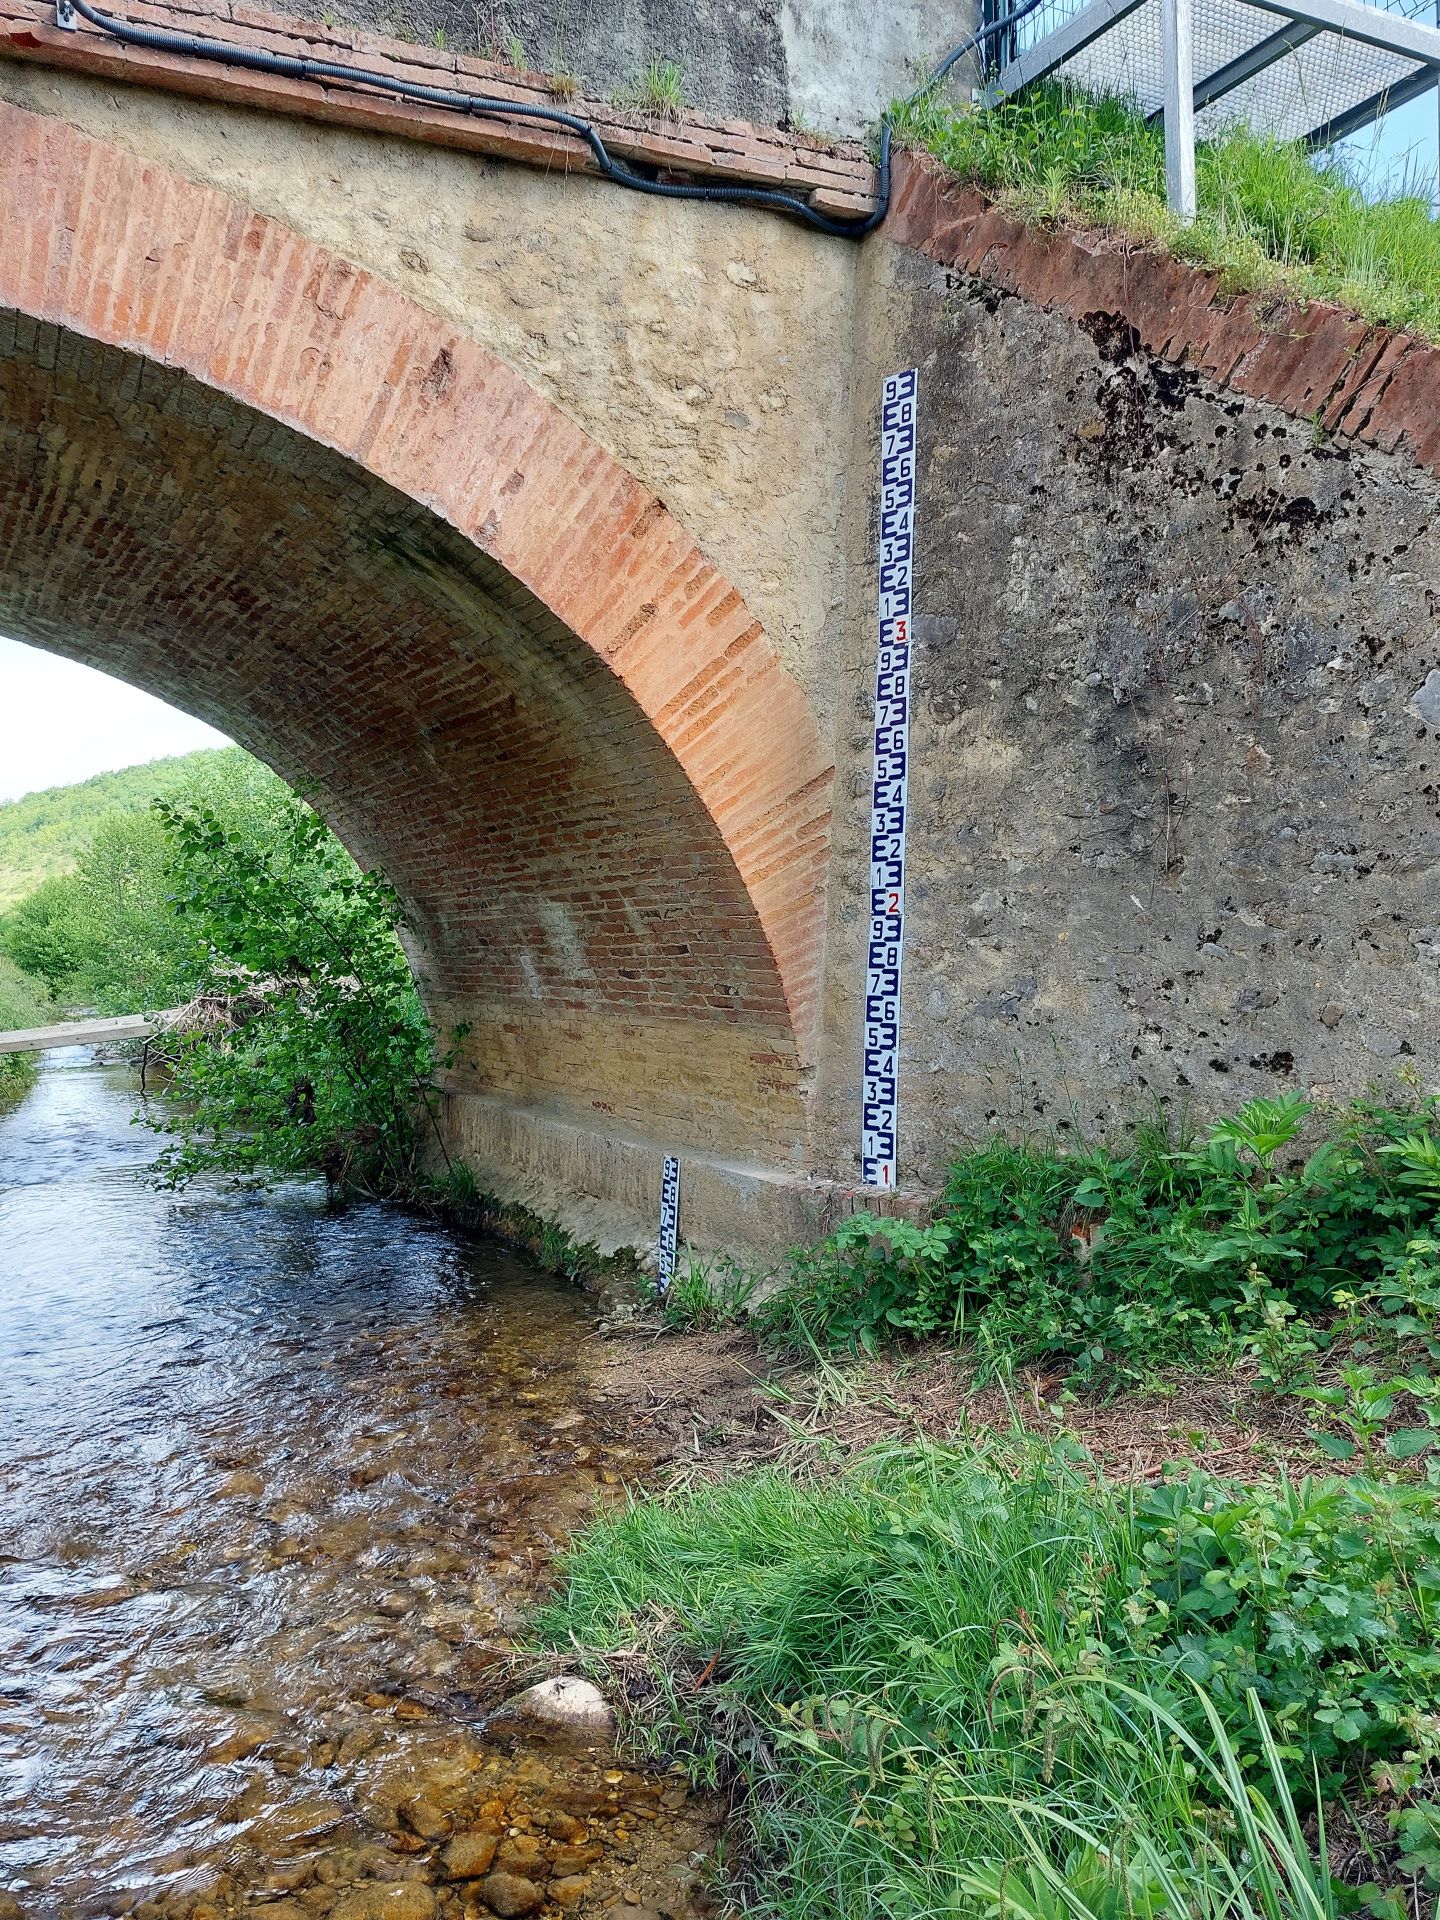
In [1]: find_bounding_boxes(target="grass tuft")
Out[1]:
[898,85,1440,342]
[624,57,686,120]
[660,1252,762,1332]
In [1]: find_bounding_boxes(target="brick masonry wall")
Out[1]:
[0,102,837,1167]
[813,157,1440,1190]
[0,48,868,767]
[0,316,812,1150]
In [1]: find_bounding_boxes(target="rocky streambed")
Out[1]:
[0,1058,736,1920]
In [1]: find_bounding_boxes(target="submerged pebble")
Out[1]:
[0,1061,720,1917]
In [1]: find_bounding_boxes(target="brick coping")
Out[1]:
[0,0,880,220]
[890,150,1440,480]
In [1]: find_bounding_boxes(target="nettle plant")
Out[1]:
[1127,1470,1440,1789]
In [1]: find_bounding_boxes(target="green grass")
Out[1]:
[623,56,686,119]
[0,748,242,910]
[558,1091,1440,1914]
[538,1436,1440,1918]
[899,84,1440,342]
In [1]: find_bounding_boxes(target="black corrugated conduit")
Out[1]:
[55,0,1044,237]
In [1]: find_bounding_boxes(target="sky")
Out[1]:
[1340,88,1439,207]
[0,637,231,805]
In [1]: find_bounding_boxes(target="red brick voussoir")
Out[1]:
[888,151,1440,479]
[0,100,835,1056]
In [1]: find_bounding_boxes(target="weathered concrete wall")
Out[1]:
[441,1092,855,1258]
[814,213,1440,1190]
[261,0,960,134]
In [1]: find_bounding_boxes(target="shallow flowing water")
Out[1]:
[0,1059,716,1920]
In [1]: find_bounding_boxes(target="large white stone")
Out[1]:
[497,1675,614,1737]
[1409,668,1440,726]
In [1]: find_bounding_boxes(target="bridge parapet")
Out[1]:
[0,0,883,220]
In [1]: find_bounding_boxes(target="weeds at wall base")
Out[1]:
[415,1160,647,1292]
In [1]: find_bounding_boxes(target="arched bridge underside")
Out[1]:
[0,104,835,1222]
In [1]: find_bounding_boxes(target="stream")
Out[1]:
[0,1057,718,1920]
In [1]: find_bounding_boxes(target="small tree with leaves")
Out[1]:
[148,793,441,1199]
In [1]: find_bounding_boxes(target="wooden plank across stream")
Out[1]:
[0,1011,174,1054]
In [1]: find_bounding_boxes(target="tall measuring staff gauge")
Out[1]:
[862,369,918,1193]
[657,372,915,1246]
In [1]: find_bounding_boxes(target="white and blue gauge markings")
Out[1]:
[861,368,918,1192]
[656,1153,681,1295]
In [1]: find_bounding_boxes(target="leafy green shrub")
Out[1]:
[539,1438,1440,1918]
[146,793,438,1197]
[0,749,457,1201]
[772,1213,960,1347]
[1364,1234,1440,1362]
[1127,1472,1440,1782]
[1298,1365,1440,1471]
[760,1094,1440,1381]
[0,749,290,1011]
[0,953,51,1105]
[0,873,92,996]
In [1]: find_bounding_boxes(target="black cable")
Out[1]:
[59,0,1045,237]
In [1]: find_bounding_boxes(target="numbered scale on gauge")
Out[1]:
[655,1154,681,1296]
[862,368,918,1192]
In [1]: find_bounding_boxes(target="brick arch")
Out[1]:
[0,102,837,1164]
[0,100,832,1065]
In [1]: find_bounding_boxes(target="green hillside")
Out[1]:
[0,750,238,909]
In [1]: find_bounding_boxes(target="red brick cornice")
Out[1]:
[890,151,1440,477]
[0,100,834,1053]
[0,0,879,220]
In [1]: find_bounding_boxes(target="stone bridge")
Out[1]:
[3,0,1439,1257]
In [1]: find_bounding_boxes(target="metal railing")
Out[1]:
[980,0,1440,213]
